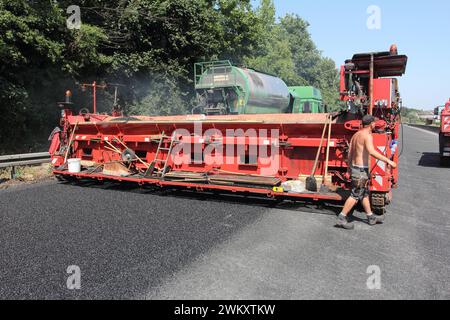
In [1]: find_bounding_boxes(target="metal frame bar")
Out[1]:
[52,170,344,202]
[0,152,50,162]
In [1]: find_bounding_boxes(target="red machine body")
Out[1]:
[49,48,408,214]
[439,100,450,165]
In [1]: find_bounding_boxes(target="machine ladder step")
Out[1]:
[149,132,177,178]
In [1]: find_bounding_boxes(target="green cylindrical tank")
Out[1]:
[195,61,291,114]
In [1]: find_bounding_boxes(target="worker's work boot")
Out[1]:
[336,214,355,230]
[367,214,385,226]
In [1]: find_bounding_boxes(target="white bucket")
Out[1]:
[67,158,81,173]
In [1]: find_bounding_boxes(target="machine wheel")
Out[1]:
[439,134,449,167]
[373,206,386,216]
[371,193,387,216]
[441,156,450,167]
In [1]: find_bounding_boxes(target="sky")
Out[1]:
[268,0,450,110]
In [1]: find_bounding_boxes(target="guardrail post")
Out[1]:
[11,166,16,180]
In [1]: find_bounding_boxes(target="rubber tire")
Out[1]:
[439,134,450,167]
[371,193,387,216]
[373,206,387,216]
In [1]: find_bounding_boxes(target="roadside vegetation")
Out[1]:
[0,163,53,188]
[401,107,437,125]
[0,0,340,155]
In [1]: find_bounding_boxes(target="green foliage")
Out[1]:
[401,107,421,124]
[0,0,342,154]
[0,0,69,153]
[127,76,191,116]
[245,7,340,110]
[64,24,111,75]
[244,24,301,86]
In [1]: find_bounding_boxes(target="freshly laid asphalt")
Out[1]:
[0,125,449,300]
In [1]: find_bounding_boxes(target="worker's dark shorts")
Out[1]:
[350,166,370,201]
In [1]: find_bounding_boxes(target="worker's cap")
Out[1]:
[362,114,376,126]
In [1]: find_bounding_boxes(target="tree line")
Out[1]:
[0,0,340,154]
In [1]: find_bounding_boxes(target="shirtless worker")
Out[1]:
[337,115,397,230]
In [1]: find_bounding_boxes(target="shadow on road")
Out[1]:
[62,179,343,217]
[418,152,443,168]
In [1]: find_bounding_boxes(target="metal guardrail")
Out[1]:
[0,152,51,179]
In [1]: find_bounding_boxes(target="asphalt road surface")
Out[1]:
[0,125,449,300]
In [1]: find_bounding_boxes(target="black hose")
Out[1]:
[399,115,405,158]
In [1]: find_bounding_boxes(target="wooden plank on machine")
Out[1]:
[209,174,281,186]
